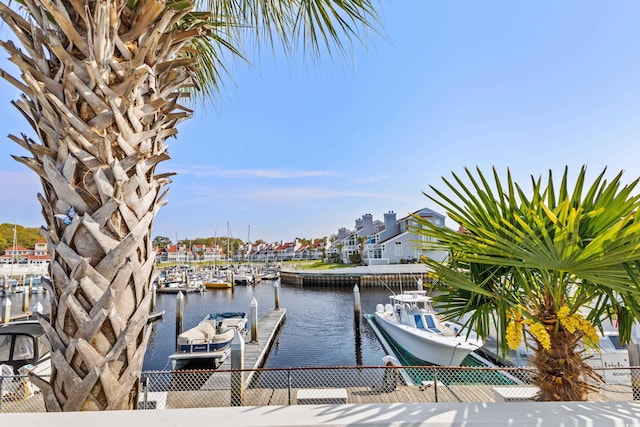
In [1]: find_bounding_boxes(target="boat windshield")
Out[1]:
[413,314,442,334]
[414,315,425,329]
[424,315,437,329]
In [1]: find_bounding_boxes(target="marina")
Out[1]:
[1,272,636,415]
[0,269,501,373]
[141,278,391,370]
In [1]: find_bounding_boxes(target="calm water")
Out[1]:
[143,281,394,371]
[4,279,404,371]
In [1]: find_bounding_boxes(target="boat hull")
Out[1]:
[374,313,479,366]
[169,347,231,370]
[169,312,247,370]
[204,281,233,289]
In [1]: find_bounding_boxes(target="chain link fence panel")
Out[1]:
[1,366,637,413]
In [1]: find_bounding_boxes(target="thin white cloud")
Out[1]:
[192,186,393,202]
[168,165,341,179]
[354,175,392,184]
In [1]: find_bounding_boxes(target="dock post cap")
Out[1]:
[177,291,184,299]
[382,355,399,366]
[251,297,258,307]
[33,302,44,314]
[231,330,245,351]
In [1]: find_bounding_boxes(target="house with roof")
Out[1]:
[329,208,448,265]
[157,244,194,263]
[274,240,300,261]
[0,240,50,264]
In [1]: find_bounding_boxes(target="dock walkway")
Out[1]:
[219,308,286,371]
[198,308,286,390]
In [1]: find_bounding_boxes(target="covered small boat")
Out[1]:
[373,290,483,366]
[169,312,248,370]
[203,273,233,289]
[0,321,52,400]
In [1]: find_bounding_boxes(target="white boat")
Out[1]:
[0,321,52,401]
[169,312,248,370]
[373,290,483,366]
[260,267,279,281]
[234,267,255,286]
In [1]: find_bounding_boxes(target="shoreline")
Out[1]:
[280,264,430,287]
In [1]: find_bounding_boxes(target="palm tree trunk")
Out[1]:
[529,327,598,401]
[0,0,197,410]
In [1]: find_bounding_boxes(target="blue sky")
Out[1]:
[1,1,640,243]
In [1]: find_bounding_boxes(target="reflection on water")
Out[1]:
[143,282,393,370]
[1,279,398,371]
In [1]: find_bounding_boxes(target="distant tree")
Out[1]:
[0,237,7,254]
[152,236,172,248]
[0,224,41,254]
[357,236,367,265]
[336,242,345,263]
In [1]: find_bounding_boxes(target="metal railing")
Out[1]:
[2,365,638,413]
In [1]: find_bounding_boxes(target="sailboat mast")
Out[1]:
[226,222,232,266]
[9,222,16,278]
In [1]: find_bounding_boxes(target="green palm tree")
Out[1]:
[0,0,379,411]
[413,166,640,401]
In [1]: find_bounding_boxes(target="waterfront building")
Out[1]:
[0,239,49,264]
[329,208,448,265]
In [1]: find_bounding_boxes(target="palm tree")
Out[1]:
[413,166,640,401]
[357,235,367,265]
[0,0,379,411]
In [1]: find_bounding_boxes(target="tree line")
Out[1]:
[0,223,43,254]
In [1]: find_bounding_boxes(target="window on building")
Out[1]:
[395,241,402,256]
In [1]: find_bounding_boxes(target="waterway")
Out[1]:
[143,280,395,371]
[3,277,401,370]
[4,277,490,373]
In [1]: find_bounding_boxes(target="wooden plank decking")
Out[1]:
[2,381,634,413]
[159,382,635,409]
[218,308,286,371]
[197,308,287,390]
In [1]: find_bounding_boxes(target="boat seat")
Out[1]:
[177,328,206,344]
[195,322,217,340]
[221,318,245,329]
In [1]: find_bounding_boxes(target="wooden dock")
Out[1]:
[4,381,633,413]
[198,308,287,390]
[147,310,165,322]
[151,382,634,409]
[219,308,286,371]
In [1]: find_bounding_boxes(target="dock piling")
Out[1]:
[251,297,258,342]
[22,283,30,313]
[274,281,280,310]
[176,291,184,350]
[151,284,157,312]
[1,297,10,323]
[231,330,245,406]
[353,284,361,321]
